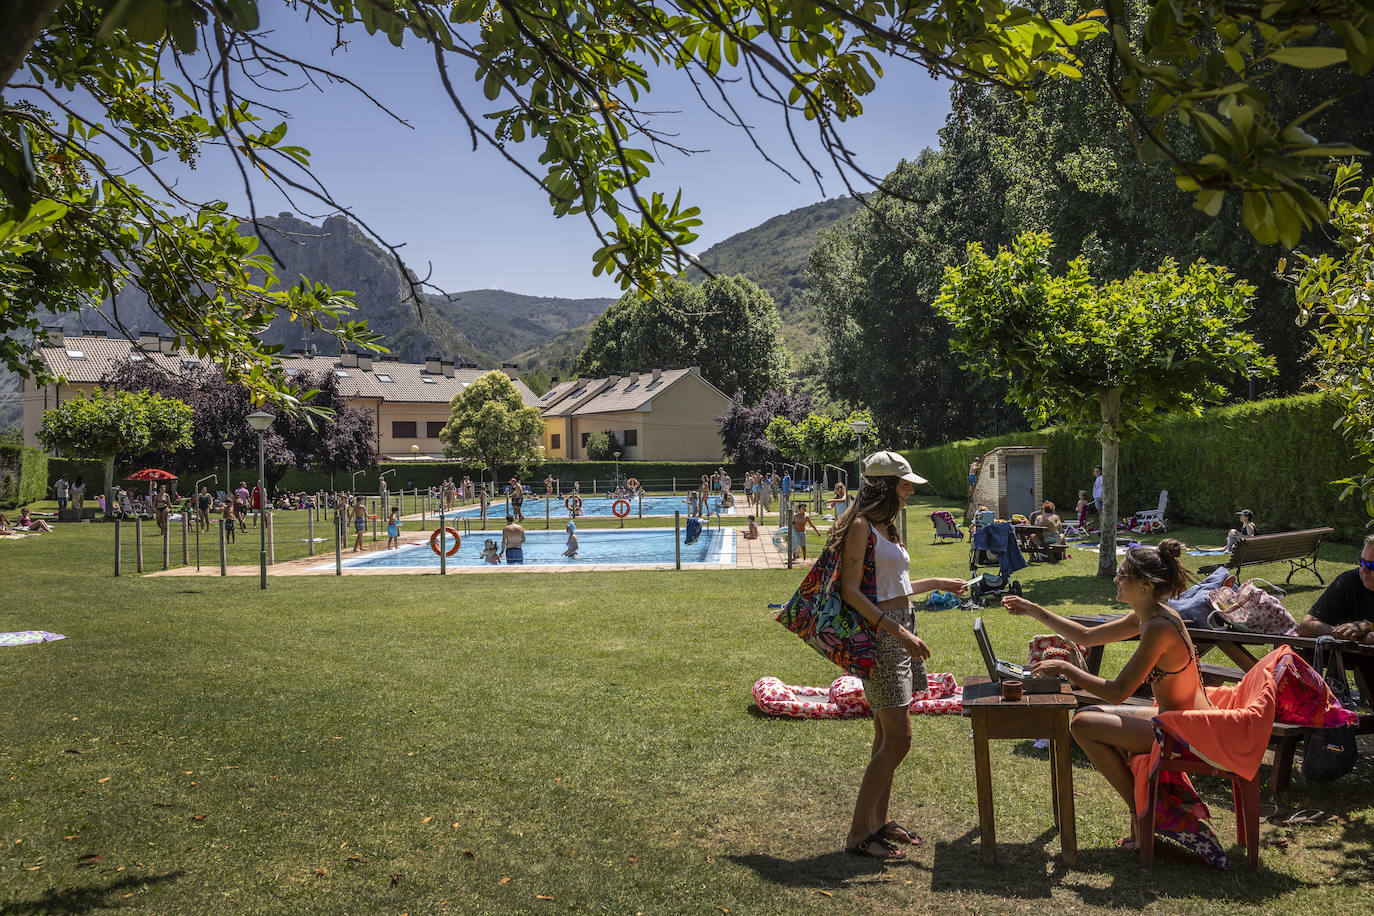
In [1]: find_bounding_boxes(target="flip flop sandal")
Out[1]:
[879,821,922,847]
[846,831,906,860]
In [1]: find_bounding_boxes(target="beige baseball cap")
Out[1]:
[862,451,927,485]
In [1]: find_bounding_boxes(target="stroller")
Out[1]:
[967,509,1028,606]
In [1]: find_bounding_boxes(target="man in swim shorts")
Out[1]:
[502,514,526,564]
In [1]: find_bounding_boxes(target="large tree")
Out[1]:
[577,275,787,401]
[439,370,545,476]
[103,361,376,489]
[935,232,1274,577]
[37,387,193,512]
[4,0,1373,408]
[717,389,812,465]
[1291,163,1374,525]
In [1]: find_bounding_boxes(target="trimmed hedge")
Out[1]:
[0,445,50,508]
[276,461,750,493]
[906,393,1371,541]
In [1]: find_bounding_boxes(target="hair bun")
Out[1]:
[1158,538,1183,562]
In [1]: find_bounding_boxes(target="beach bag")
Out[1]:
[1206,579,1298,636]
[774,536,877,679]
[925,590,961,611]
[1302,637,1358,782]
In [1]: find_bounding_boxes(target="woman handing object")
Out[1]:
[835,451,968,860]
[1001,539,1208,850]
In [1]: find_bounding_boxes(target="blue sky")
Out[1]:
[166,9,952,299]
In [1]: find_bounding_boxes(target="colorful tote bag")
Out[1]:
[775,528,879,679]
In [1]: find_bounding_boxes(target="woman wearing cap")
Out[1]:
[831,451,969,860]
[1226,509,1256,552]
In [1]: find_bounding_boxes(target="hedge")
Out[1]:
[0,445,49,508]
[276,461,752,493]
[905,393,1372,541]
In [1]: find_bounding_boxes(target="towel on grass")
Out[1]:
[1,631,67,646]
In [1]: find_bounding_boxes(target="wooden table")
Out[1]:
[962,675,1078,865]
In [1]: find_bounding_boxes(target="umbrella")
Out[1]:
[127,468,178,481]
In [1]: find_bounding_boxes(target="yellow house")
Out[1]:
[24,331,541,459]
[537,367,730,461]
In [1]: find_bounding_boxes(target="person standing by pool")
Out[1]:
[509,477,525,522]
[153,484,172,537]
[502,514,526,564]
[834,451,967,860]
[790,504,822,561]
[386,507,401,549]
[352,498,368,552]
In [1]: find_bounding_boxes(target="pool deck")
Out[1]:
[145,518,821,577]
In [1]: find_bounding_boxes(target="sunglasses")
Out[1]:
[1360,558,1374,571]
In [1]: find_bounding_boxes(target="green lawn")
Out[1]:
[2,496,1372,914]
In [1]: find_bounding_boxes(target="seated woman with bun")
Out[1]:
[1001,539,1208,849]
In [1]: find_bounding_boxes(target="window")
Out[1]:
[580,432,590,448]
[420,375,437,384]
[285,368,300,377]
[550,434,561,449]
[181,358,200,370]
[65,349,86,360]
[623,429,638,446]
[335,369,351,378]
[392,421,417,438]
[426,421,445,438]
[129,351,146,362]
[376,373,394,383]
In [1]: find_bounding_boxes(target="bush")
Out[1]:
[0,445,50,508]
[583,431,621,461]
[906,393,1371,541]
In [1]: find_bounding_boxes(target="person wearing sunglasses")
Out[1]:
[1299,534,1374,705]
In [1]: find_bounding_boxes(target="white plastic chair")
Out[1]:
[1135,490,1168,531]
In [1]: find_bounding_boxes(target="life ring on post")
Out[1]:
[612,498,631,518]
[565,495,583,513]
[429,526,460,556]
[626,477,640,491]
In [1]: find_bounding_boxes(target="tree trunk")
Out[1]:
[103,454,116,519]
[1096,388,1124,579]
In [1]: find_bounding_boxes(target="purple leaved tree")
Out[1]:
[717,389,813,465]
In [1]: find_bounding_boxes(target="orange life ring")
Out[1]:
[429,526,460,556]
[565,495,583,511]
[612,498,631,518]
[626,477,640,490]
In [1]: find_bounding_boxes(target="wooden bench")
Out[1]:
[1226,527,1334,584]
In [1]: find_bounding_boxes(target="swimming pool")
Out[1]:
[324,526,736,569]
[445,495,736,519]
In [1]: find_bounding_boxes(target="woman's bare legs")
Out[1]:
[1070,706,1158,845]
[847,706,912,854]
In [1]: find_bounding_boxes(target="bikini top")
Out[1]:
[1144,612,1200,685]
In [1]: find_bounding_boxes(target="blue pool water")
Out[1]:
[324,526,736,568]
[445,495,734,519]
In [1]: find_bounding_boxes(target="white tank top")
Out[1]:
[871,524,912,602]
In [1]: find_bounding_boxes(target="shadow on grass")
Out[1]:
[929,827,1062,897]
[727,849,929,888]
[0,871,184,915]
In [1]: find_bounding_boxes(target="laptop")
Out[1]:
[973,617,1065,693]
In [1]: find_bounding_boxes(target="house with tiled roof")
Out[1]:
[23,330,540,459]
[537,367,730,461]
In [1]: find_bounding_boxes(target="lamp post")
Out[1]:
[222,440,233,499]
[411,444,420,461]
[849,418,870,488]
[246,411,274,590]
[613,451,621,489]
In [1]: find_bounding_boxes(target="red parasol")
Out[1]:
[126,468,178,481]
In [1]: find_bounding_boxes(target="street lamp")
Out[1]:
[246,411,274,590]
[849,418,870,488]
[222,440,234,499]
[411,443,420,461]
[613,451,621,489]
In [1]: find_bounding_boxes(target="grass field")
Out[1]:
[2,495,1372,914]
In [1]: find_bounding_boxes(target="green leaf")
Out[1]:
[1268,46,1348,69]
